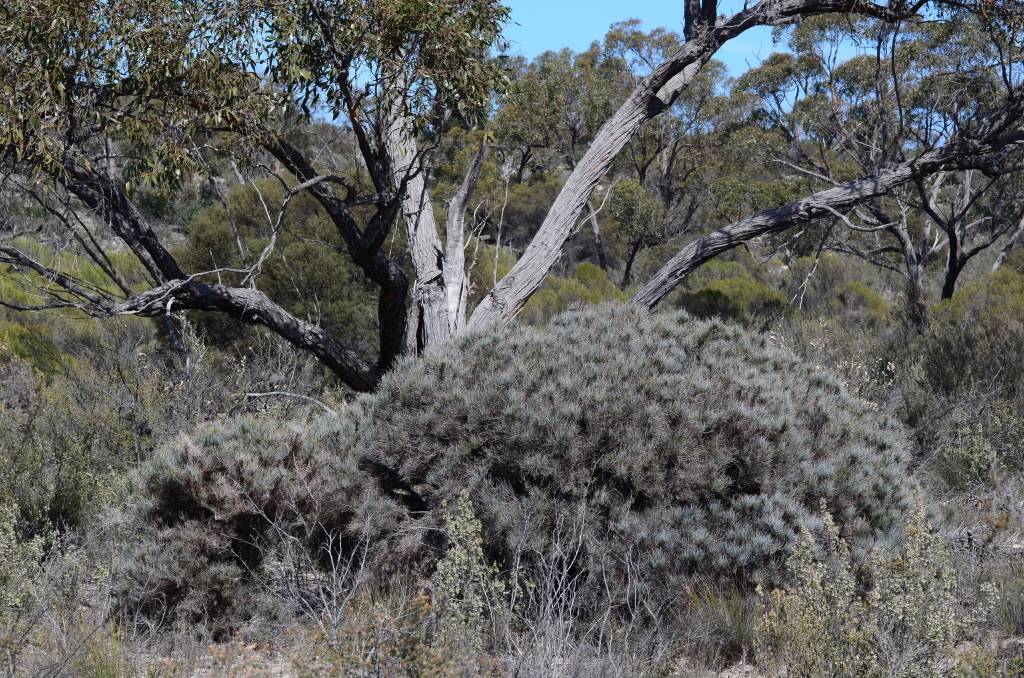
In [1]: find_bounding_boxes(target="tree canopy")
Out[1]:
[1,0,1023,391]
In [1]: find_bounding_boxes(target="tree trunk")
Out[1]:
[444,139,490,333]
[466,0,911,333]
[993,213,1024,271]
[384,113,450,351]
[889,221,928,327]
[583,201,609,270]
[267,139,409,371]
[941,245,964,301]
[622,238,642,288]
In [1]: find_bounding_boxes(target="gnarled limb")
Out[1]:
[266,137,408,372]
[466,0,924,331]
[115,280,381,391]
[631,123,1024,310]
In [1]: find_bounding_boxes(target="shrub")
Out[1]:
[0,354,111,536]
[119,419,358,636]
[349,303,911,603]
[521,263,627,325]
[833,280,890,322]
[921,270,1024,399]
[129,304,914,629]
[755,498,989,678]
[676,277,791,327]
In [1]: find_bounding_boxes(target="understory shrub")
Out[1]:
[119,418,360,636]
[676,276,791,327]
[354,304,912,583]
[922,270,1024,399]
[756,498,990,678]
[127,304,914,630]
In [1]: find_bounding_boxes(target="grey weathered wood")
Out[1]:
[993,213,1024,271]
[466,0,914,332]
[384,115,450,350]
[445,139,490,333]
[631,120,1024,310]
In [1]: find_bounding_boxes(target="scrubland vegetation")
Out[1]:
[5,0,1024,675]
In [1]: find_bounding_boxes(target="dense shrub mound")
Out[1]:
[922,270,1024,399]
[355,305,911,578]
[126,304,913,629]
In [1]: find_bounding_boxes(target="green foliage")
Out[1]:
[833,280,890,321]
[433,491,511,651]
[756,497,989,678]
[0,354,112,536]
[177,179,378,353]
[609,180,666,240]
[492,43,629,172]
[756,508,876,678]
[266,0,510,126]
[953,648,1024,678]
[676,276,791,327]
[521,263,627,324]
[0,0,265,186]
[940,423,999,489]
[711,176,810,223]
[292,592,468,678]
[0,0,510,184]
[933,402,1024,490]
[0,498,46,611]
[921,270,1024,399]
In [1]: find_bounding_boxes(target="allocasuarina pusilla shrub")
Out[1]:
[126,304,914,628]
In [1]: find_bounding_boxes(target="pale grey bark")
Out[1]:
[444,139,490,334]
[384,113,450,351]
[466,0,913,332]
[993,213,1024,271]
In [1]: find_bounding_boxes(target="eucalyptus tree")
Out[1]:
[728,15,981,319]
[2,0,1023,393]
[489,42,632,270]
[468,0,1024,330]
[0,0,507,391]
[603,21,732,286]
[631,10,1024,321]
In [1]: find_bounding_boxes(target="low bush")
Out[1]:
[756,497,990,678]
[119,419,357,636]
[676,276,791,327]
[127,304,915,631]
[921,270,1024,400]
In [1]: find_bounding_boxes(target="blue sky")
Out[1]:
[502,0,782,76]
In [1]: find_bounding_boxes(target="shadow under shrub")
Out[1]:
[125,304,915,631]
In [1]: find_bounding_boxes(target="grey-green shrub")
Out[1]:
[127,304,914,628]
[351,304,911,585]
